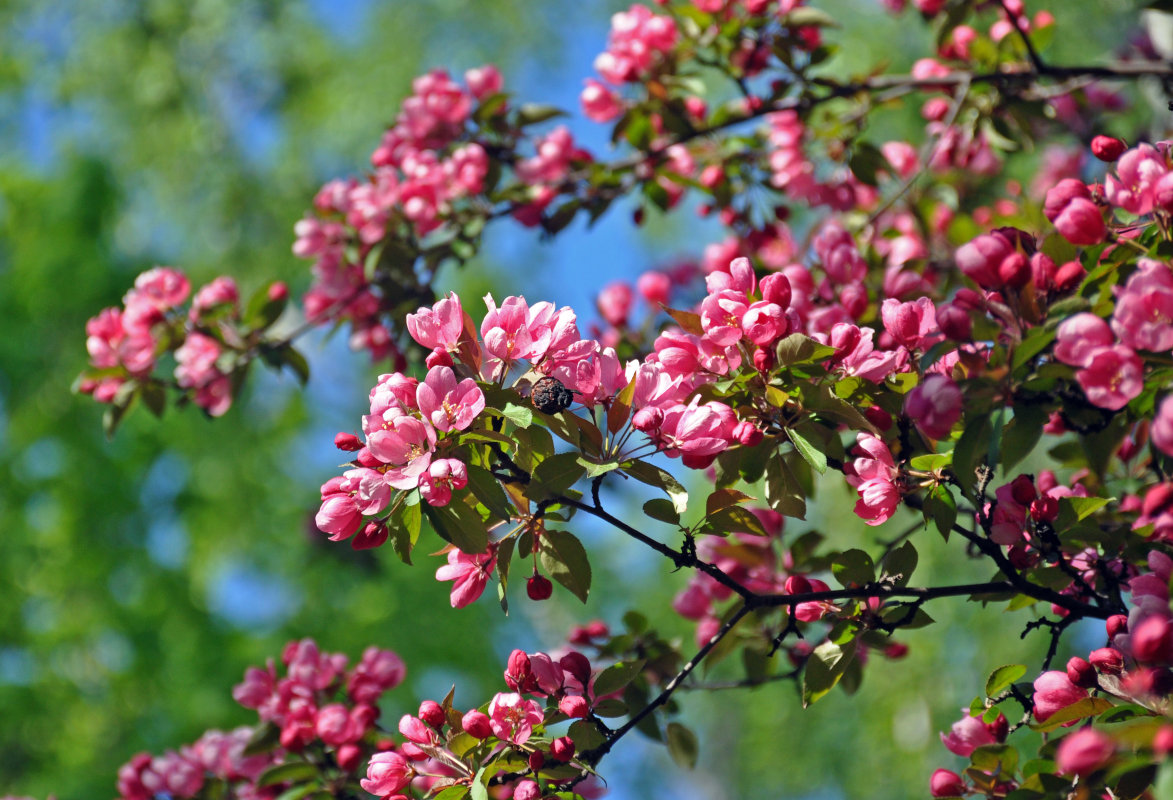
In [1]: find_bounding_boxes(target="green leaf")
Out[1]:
[539,529,592,602]
[624,460,688,514]
[274,784,324,800]
[527,452,587,502]
[787,425,827,474]
[706,505,769,536]
[579,457,620,478]
[257,762,319,788]
[608,378,636,435]
[516,103,567,126]
[970,744,1018,776]
[663,306,704,336]
[953,413,993,495]
[909,453,951,471]
[764,453,806,519]
[1000,404,1046,471]
[802,640,856,707]
[785,6,840,27]
[594,659,646,697]
[1055,496,1113,531]
[569,719,607,751]
[1153,760,1173,800]
[643,498,680,525]
[775,333,837,367]
[243,722,280,755]
[500,402,533,429]
[389,498,421,565]
[831,549,875,587]
[425,500,489,554]
[985,664,1027,697]
[705,487,754,516]
[666,722,699,769]
[466,464,514,522]
[848,141,886,187]
[923,484,958,541]
[880,541,918,587]
[470,767,489,800]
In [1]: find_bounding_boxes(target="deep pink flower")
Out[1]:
[487,692,544,745]
[1054,313,1114,367]
[881,297,937,350]
[1055,728,1114,777]
[406,293,465,352]
[930,769,965,798]
[597,281,634,327]
[1076,344,1143,411]
[416,366,485,432]
[366,412,437,488]
[940,713,995,756]
[904,374,962,440]
[435,548,497,608]
[581,79,623,122]
[740,300,789,346]
[848,433,900,525]
[348,646,406,703]
[419,458,469,507]
[1153,396,1173,458]
[1105,143,1167,215]
[465,64,503,99]
[1044,179,1106,246]
[1112,259,1173,352]
[361,751,413,797]
[1033,670,1088,723]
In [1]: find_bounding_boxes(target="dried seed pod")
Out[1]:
[531,376,573,414]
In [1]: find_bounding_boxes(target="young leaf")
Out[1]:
[787,425,827,474]
[985,664,1027,697]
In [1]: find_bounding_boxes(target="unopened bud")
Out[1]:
[1090,135,1127,162]
[335,432,363,451]
[1010,474,1037,505]
[352,521,388,551]
[1066,656,1097,688]
[1030,496,1058,522]
[1088,647,1124,675]
[462,710,492,739]
[527,574,553,601]
[784,574,812,595]
[550,736,575,762]
[419,700,445,729]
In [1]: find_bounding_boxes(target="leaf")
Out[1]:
[516,103,567,126]
[785,6,840,27]
[953,413,993,496]
[500,402,533,429]
[663,306,704,336]
[970,744,1018,776]
[831,549,875,587]
[643,498,680,525]
[607,378,636,435]
[775,333,837,367]
[257,762,319,788]
[594,660,646,697]
[624,460,689,514]
[465,465,514,522]
[1055,496,1113,531]
[706,506,769,536]
[923,484,958,541]
[802,640,856,707]
[425,500,489,554]
[579,457,620,478]
[389,499,421,565]
[705,487,754,516]
[527,452,587,502]
[666,722,700,769]
[569,719,607,751]
[274,785,324,800]
[243,722,279,755]
[985,664,1027,697]
[539,529,592,602]
[1000,404,1046,471]
[470,768,489,800]
[764,453,806,519]
[787,425,827,474]
[881,541,918,587]
[848,141,886,187]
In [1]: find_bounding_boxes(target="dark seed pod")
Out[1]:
[531,376,573,414]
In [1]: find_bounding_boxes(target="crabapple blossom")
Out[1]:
[904,374,961,440]
[1032,670,1088,723]
[435,547,497,608]
[1055,728,1114,777]
[418,458,469,507]
[361,752,413,798]
[416,366,485,432]
[487,692,544,745]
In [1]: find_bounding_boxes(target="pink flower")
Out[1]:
[1054,313,1114,367]
[637,271,672,306]
[1105,143,1167,215]
[407,293,466,352]
[658,398,736,460]
[416,366,485,432]
[348,646,406,703]
[419,458,469,507]
[360,751,413,797]
[1044,179,1106,246]
[1055,728,1114,777]
[740,301,789,346]
[435,548,497,608]
[700,289,749,346]
[1033,670,1088,723]
[190,276,239,319]
[365,413,437,488]
[930,769,965,798]
[1076,344,1143,411]
[1153,396,1173,458]
[597,281,634,327]
[904,374,961,440]
[175,333,233,417]
[1112,259,1173,352]
[487,692,544,745]
[940,713,995,756]
[581,79,623,122]
[465,64,503,99]
[849,433,900,525]
[129,266,191,311]
[880,297,937,350]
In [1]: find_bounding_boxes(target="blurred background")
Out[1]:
[0,1,1157,798]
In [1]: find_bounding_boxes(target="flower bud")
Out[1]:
[1091,135,1127,162]
[1154,725,1173,756]
[930,769,965,798]
[419,700,445,729]
[1132,615,1173,663]
[1066,656,1097,689]
[1089,647,1124,675]
[998,251,1031,288]
[784,575,812,595]
[425,348,454,369]
[513,779,541,800]
[936,303,972,341]
[337,743,362,772]
[1010,474,1037,505]
[752,346,775,372]
[335,432,363,451]
[760,273,792,309]
[527,574,554,601]
[1029,496,1058,523]
[863,406,893,432]
[462,710,492,739]
[559,695,589,718]
[550,736,575,762]
[984,712,1008,743]
[527,751,545,772]
[1056,728,1114,777]
[560,651,592,686]
[356,448,381,468]
[884,642,909,659]
[1106,614,1128,638]
[733,421,764,447]
[352,521,389,551]
[1053,261,1086,292]
[267,281,289,302]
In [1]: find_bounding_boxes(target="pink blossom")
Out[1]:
[1054,313,1114,367]
[700,289,750,346]
[1152,396,1173,458]
[930,769,965,798]
[597,281,634,327]
[315,489,364,541]
[657,398,736,460]
[175,333,233,417]
[488,692,544,744]
[348,646,406,703]
[1033,670,1088,723]
[361,751,413,797]
[190,276,239,319]
[416,366,485,432]
[740,300,789,346]
[849,433,900,525]
[129,266,191,311]
[1105,143,1167,215]
[435,548,497,608]
[1112,258,1173,352]
[1076,344,1143,411]
[880,297,937,350]
[940,713,996,756]
[637,271,672,306]
[904,374,961,440]
[465,65,503,99]
[1055,728,1114,777]
[419,458,469,507]
[365,413,437,488]
[1044,179,1106,246]
[581,79,623,122]
[407,293,466,352]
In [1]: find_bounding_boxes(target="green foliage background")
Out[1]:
[0,1,1157,799]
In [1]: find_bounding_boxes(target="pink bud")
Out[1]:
[1106,614,1128,638]
[1009,475,1037,505]
[1054,261,1086,292]
[1091,135,1127,162]
[352,521,388,551]
[637,271,671,306]
[760,273,792,308]
[930,769,965,797]
[527,574,553,601]
[267,281,289,302]
[1155,725,1173,756]
[1132,615,1173,663]
[559,695,589,718]
[513,779,541,800]
[1030,496,1058,522]
[335,432,363,451]
[1056,728,1114,777]
[1088,647,1124,675]
[1066,656,1097,688]
[550,736,575,762]
[784,575,812,595]
[560,651,592,686]
[419,700,446,729]
[462,709,492,739]
[904,374,962,440]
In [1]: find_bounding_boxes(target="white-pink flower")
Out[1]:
[487,692,544,745]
